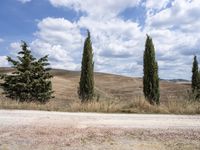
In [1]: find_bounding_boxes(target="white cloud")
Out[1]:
[30,16,145,76]
[4,0,200,79]
[17,0,31,4]
[78,17,144,57]
[10,42,21,50]
[31,40,79,70]
[144,0,200,79]
[49,0,141,19]
[31,17,83,70]
[9,42,22,57]
[0,38,4,43]
[0,56,9,67]
[35,17,83,47]
[146,0,200,30]
[30,0,199,79]
[146,0,170,11]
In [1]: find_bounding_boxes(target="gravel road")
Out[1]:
[0,110,200,150]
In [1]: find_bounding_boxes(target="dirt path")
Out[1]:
[0,110,200,150]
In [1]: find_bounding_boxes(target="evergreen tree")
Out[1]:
[143,35,160,105]
[30,55,53,102]
[196,75,200,100]
[192,56,199,92]
[78,30,94,102]
[1,41,53,102]
[191,55,200,100]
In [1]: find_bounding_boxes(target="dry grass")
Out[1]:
[68,99,122,113]
[0,68,199,114]
[1,96,200,114]
[119,97,200,114]
[66,97,200,114]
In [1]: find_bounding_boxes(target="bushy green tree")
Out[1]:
[78,30,94,102]
[30,55,53,102]
[1,41,53,102]
[143,35,160,105]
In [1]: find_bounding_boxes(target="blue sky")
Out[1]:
[0,0,80,48]
[0,0,200,80]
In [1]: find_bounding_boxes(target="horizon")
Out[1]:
[0,0,199,80]
[0,66,191,81]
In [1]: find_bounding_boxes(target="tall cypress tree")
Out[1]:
[78,30,94,102]
[2,41,53,102]
[196,82,200,101]
[192,56,199,92]
[143,35,160,105]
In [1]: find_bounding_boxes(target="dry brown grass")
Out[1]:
[1,96,200,114]
[119,97,200,114]
[68,100,120,112]
[0,68,199,114]
[67,97,200,114]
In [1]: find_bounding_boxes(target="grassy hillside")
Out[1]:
[0,67,199,114]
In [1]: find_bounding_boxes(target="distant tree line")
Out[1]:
[0,31,198,104]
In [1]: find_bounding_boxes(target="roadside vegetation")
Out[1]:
[0,92,199,114]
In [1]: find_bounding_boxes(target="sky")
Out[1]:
[0,0,200,80]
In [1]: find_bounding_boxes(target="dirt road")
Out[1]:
[0,110,200,150]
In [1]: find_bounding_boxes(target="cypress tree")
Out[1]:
[143,35,160,105]
[78,30,94,102]
[2,41,53,102]
[196,75,200,100]
[191,55,200,100]
[192,56,199,92]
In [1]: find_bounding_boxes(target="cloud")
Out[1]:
[9,42,22,57]
[31,40,79,70]
[29,0,199,79]
[10,42,21,50]
[31,0,146,76]
[3,0,200,79]
[0,38,4,43]
[0,56,9,67]
[146,0,200,30]
[143,0,200,79]
[17,0,31,4]
[78,17,144,57]
[31,16,145,76]
[31,17,83,70]
[49,0,141,19]
[35,17,82,47]
[145,0,170,11]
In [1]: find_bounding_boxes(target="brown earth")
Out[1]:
[47,69,189,101]
[0,67,190,103]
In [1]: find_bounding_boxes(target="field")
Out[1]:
[0,67,199,114]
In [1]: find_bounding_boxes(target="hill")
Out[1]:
[0,67,198,114]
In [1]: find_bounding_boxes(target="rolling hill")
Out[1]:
[0,67,194,113]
